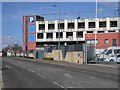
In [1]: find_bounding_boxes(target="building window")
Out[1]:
[112,39,117,46]
[58,23,64,29]
[89,22,95,28]
[48,24,54,29]
[104,39,109,44]
[108,30,115,32]
[47,33,53,38]
[110,21,117,27]
[98,31,104,33]
[39,24,45,30]
[76,31,83,38]
[87,41,91,44]
[86,40,98,44]
[68,23,74,29]
[37,33,43,39]
[87,31,93,33]
[56,32,63,38]
[66,32,73,38]
[99,21,106,28]
[78,22,85,28]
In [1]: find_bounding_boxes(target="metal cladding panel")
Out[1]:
[28,34,35,41]
[27,16,36,50]
[28,25,35,33]
[28,42,36,50]
[85,32,120,48]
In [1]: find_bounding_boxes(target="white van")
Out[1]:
[104,54,120,62]
[98,46,120,61]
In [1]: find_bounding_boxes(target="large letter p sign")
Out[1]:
[29,16,35,23]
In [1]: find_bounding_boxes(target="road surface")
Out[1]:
[2,57,119,89]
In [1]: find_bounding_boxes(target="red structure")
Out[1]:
[23,15,44,51]
[85,32,120,49]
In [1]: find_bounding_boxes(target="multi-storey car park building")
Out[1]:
[23,15,120,55]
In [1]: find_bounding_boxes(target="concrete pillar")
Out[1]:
[45,21,48,32]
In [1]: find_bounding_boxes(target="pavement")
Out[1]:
[2,57,119,88]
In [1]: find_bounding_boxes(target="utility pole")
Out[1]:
[53,4,60,62]
[95,0,97,60]
[77,15,80,44]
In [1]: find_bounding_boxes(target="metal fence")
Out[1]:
[34,44,86,64]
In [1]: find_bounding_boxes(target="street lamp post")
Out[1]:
[53,4,60,62]
[77,16,80,44]
[95,0,97,60]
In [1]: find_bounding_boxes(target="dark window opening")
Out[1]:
[58,23,64,29]
[89,22,95,28]
[98,31,104,33]
[37,33,43,39]
[87,31,93,33]
[39,24,45,30]
[112,39,117,46]
[110,21,117,27]
[108,30,115,32]
[47,33,53,38]
[99,21,106,28]
[56,32,63,38]
[66,32,73,38]
[68,23,74,29]
[36,16,44,21]
[78,22,85,28]
[76,31,83,38]
[48,24,54,29]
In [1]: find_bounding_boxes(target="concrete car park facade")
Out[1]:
[23,15,120,63]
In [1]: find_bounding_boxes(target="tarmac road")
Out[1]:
[2,57,119,89]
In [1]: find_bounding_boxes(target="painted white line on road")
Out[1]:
[6,65,14,69]
[36,73,47,79]
[22,66,26,69]
[64,73,73,79]
[6,65,10,69]
[27,69,35,73]
[52,81,65,88]
[89,64,117,68]
[67,87,75,88]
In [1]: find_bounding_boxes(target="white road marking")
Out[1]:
[67,87,75,88]
[64,73,73,79]
[52,81,65,88]
[6,65,14,69]
[6,65,10,68]
[22,66,26,69]
[36,73,47,79]
[27,69,35,73]
[89,64,117,68]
